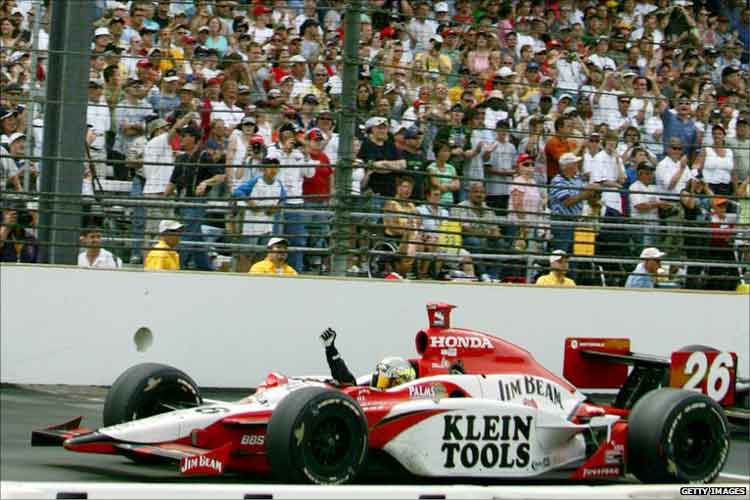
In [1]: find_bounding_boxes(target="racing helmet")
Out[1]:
[372,357,416,389]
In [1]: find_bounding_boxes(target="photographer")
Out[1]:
[0,201,37,263]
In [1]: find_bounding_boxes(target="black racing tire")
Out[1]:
[266,386,368,484]
[102,363,202,427]
[628,388,730,484]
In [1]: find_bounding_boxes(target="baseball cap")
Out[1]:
[558,152,581,165]
[147,118,169,138]
[0,107,17,120]
[198,26,210,33]
[238,85,251,94]
[487,90,504,101]
[434,2,449,12]
[136,59,152,68]
[253,5,272,17]
[640,247,665,260]
[178,125,202,138]
[290,54,307,64]
[307,128,324,140]
[94,27,111,37]
[430,34,444,44]
[365,116,388,130]
[558,93,574,102]
[179,82,197,93]
[497,67,516,79]
[6,132,25,144]
[302,94,319,105]
[526,61,540,71]
[549,249,568,264]
[403,126,421,139]
[163,69,179,82]
[517,153,535,164]
[268,88,282,97]
[159,220,184,233]
[240,116,257,127]
[267,237,288,248]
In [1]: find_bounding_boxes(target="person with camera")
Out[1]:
[265,123,316,272]
[0,201,37,263]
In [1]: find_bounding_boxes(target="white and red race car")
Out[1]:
[32,303,742,484]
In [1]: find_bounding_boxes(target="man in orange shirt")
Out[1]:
[545,116,580,181]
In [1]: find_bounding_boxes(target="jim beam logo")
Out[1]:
[441,414,531,469]
[180,455,224,475]
[498,376,564,410]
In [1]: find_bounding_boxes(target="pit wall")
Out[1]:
[1,265,747,387]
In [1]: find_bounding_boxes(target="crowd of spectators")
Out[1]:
[1,0,749,289]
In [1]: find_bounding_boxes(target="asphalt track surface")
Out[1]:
[2,385,748,484]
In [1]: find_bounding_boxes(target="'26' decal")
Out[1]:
[670,351,737,405]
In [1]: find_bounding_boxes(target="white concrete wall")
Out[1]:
[1,265,748,388]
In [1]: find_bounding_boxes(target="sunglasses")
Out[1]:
[520,162,534,167]
[669,145,682,150]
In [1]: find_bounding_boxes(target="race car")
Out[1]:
[31,302,739,484]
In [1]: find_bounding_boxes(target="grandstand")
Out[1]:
[0,0,748,290]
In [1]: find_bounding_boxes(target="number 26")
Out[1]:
[683,352,734,402]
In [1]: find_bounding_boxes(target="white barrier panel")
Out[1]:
[1,482,748,500]
[1,265,748,387]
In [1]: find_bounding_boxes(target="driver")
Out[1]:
[320,328,416,388]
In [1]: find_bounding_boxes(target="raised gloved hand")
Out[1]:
[320,327,337,348]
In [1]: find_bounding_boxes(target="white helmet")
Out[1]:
[372,357,416,389]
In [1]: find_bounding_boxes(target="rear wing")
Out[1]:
[564,338,743,410]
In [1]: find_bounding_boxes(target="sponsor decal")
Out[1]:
[240,434,265,446]
[430,335,493,350]
[581,466,620,478]
[441,415,532,469]
[433,310,445,327]
[604,444,624,465]
[409,383,447,402]
[530,456,550,471]
[194,406,230,414]
[497,376,564,410]
[180,455,223,475]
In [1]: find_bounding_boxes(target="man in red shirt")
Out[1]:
[544,116,580,181]
[303,128,333,273]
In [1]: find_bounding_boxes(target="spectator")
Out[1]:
[165,124,226,271]
[589,131,626,213]
[727,117,749,190]
[396,126,427,201]
[549,152,598,252]
[660,94,698,158]
[144,219,183,271]
[0,201,38,263]
[629,161,672,248]
[483,119,517,213]
[509,154,545,253]
[452,181,501,279]
[383,176,420,278]
[694,124,735,196]
[706,197,738,290]
[426,140,460,206]
[358,115,405,202]
[655,136,691,255]
[535,250,575,287]
[545,116,580,181]
[78,226,122,269]
[625,247,665,288]
[302,128,333,272]
[86,79,111,179]
[232,159,286,273]
[267,124,315,272]
[249,236,298,275]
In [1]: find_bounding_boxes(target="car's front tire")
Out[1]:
[266,386,368,484]
[103,363,202,427]
[628,388,729,483]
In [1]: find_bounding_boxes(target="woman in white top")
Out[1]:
[695,124,735,195]
[226,117,258,190]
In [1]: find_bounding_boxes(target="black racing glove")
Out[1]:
[320,327,337,348]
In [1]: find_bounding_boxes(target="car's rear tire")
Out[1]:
[266,386,368,484]
[628,388,729,483]
[103,363,202,427]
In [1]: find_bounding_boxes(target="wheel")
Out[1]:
[265,386,368,484]
[103,363,202,427]
[628,388,730,483]
[368,240,398,278]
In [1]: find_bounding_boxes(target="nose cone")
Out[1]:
[63,432,117,454]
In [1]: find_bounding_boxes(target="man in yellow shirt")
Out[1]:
[144,220,183,271]
[249,237,298,276]
[536,250,576,287]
